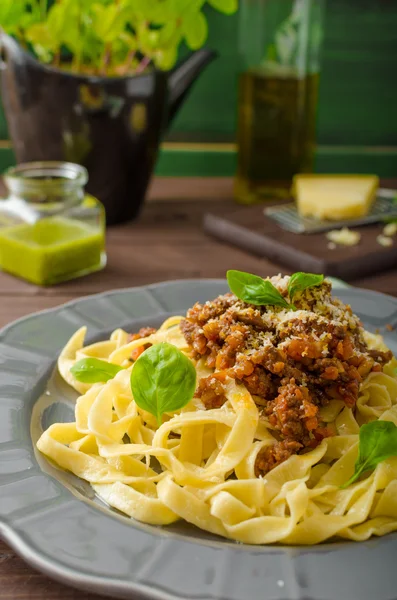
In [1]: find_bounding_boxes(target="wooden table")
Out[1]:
[1,177,397,600]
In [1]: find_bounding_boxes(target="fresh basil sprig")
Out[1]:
[70,358,124,383]
[130,342,196,426]
[227,270,292,309]
[227,270,325,309]
[288,272,324,301]
[341,421,397,488]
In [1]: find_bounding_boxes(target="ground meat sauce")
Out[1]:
[128,327,157,361]
[129,327,157,341]
[180,276,392,476]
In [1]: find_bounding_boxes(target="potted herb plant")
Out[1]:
[0,0,237,224]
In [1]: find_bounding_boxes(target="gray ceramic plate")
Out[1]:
[1,280,397,600]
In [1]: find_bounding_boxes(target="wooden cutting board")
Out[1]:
[203,206,397,281]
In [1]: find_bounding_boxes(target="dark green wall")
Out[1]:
[1,0,397,175]
[169,0,397,146]
[317,0,397,147]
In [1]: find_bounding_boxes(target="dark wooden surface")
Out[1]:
[204,205,397,281]
[1,177,397,600]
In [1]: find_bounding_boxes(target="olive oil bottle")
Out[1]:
[235,0,325,203]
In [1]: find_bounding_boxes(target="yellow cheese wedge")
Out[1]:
[293,174,379,220]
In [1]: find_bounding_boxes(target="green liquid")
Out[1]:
[0,217,105,286]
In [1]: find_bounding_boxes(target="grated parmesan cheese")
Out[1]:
[326,227,361,247]
[230,275,364,338]
[377,234,394,248]
[383,222,397,237]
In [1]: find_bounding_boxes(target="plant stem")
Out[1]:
[101,43,112,76]
[72,7,85,74]
[39,0,47,20]
[17,28,28,49]
[53,50,60,68]
[72,42,82,73]
[73,53,81,73]
[124,50,136,73]
[135,55,151,74]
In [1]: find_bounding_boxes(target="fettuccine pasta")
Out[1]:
[37,276,397,544]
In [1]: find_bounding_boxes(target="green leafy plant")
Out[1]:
[287,272,324,301]
[0,1,38,40]
[341,421,397,488]
[71,357,124,383]
[226,270,324,310]
[0,0,238,75]
[130,342,196,425]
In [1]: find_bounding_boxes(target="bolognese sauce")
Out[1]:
[128,327,157,361]
[180,276,392,475]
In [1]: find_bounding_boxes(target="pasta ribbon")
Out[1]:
[37,322,397,545]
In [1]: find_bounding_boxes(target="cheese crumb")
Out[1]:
[377,234,394,248]
[383,222,397,237]
[327,242,337,250]
[326,227,361,247]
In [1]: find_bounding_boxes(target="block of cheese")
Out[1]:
[293,174,379,220]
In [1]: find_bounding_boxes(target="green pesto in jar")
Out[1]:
[0,162,106,286]
[0,217,105,286]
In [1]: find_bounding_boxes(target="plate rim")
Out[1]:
[1,278,397,600]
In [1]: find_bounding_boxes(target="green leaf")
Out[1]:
[183,11,208,50]
[25,23,57,52]
[91,3,130,43]
[341,421,397,488]
[208,0,238,15]
[130,0,176,22]
[153,45,178,70]
[136,21,157,55]
[175,0,206,14]
[31,44,53,63]
[226,270,292,309]
[157,21,180,46]
[46,1,71,39]
[287,272,324,302]
[130,342,196,426]
[0,0,37,34]
[70,358,124,383]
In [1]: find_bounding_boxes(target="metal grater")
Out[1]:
[264,188,397,234]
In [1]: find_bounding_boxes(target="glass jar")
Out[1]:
[235,0,326,204]
[0,162,106,286]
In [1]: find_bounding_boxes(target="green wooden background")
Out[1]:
[1,0,397,176]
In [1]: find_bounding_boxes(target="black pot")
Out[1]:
[0,35,216,225]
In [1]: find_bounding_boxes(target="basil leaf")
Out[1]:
[208,0,238,15]
[183,11,208,50]
[130,342,196,426]
[70,358,124,383]
[342,421,397,488]
[226,270,292,309]
[287,272,324,302]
